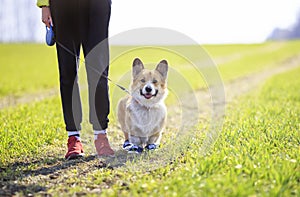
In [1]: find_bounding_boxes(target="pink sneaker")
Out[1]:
[94,134,115,157]
[65,136,84,160]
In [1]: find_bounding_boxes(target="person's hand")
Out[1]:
[41,7,53,28]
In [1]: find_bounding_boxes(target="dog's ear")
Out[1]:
[132,58,144,78]
[155,60,168,80]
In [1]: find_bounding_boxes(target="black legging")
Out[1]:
[50,0,111,131]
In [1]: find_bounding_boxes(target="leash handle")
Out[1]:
[46,25,55,46]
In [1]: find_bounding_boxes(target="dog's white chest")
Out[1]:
[127,101,166,136]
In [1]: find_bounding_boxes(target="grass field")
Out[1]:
[1,41,300,98]
[0,41,299,196]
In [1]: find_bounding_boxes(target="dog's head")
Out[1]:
[130,58,168,107]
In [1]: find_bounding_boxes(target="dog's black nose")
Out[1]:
[145,86,152,93]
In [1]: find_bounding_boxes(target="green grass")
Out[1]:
[0,97,65,164]
[0,42,299,196]
[32,63,299,197]
[1,41,300,98]
[110,41,300,86]
[204,42,280,56]
[217,40,300,80]
[99,66,300,196]
[0,44,58,97]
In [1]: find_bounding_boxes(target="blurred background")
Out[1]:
[1,0,300,44]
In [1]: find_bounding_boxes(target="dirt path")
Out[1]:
[0,88,59,110]
[224,55,300,100]
[211,42,285,66]
[1,55,300,196]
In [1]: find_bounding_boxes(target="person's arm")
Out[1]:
[37,0,52,28]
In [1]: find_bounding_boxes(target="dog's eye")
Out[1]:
[141,79,146,83]
[153,79,158,84]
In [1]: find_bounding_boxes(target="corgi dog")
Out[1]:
[117,58,168,153]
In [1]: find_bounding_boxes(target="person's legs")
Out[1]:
[81,0,114,156]
[50,0,84,159]
[82,0,111,131]
[50,0,82,132]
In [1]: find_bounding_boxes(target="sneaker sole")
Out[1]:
[97,154,115,158]
[66,153,84,160]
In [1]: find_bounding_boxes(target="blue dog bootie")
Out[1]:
[145,144,159,150]
[122,140,132,150]
[46,25,55,46]
[128,144,143,154]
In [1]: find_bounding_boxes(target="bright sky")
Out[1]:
[109,0,300,44]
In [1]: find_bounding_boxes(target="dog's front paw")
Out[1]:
[145,144,159,150]
[128,144,143,154]
[122,140,132,151]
